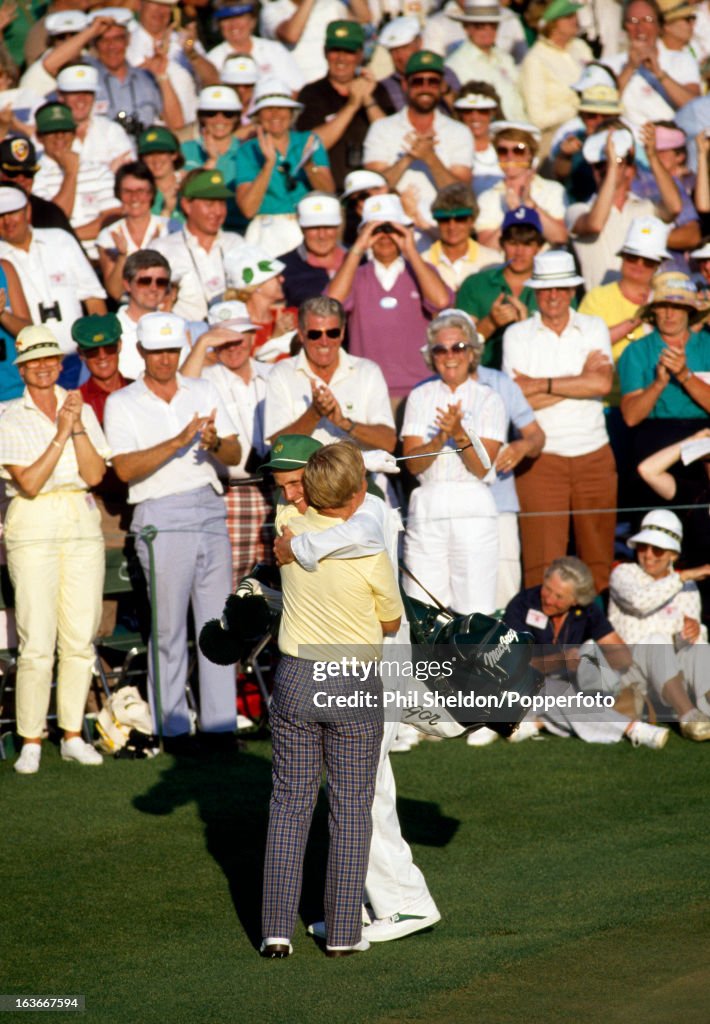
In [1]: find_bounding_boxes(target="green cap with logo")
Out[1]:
[262,435,323,471]
[35,102,76,134]
[180,169,232,199]
[325,19,365,52]
[71,313,122,350]
[404,50,445,77]
[540,0,582,23]
[138,126,180,155]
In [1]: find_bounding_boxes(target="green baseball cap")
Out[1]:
[35,102,76,134]
[71,313,122,350]
[404,50,445,77]
[180,169,232,199]
[540,0,582,22]
[138,126,179,155]
[325,19,365,52]
[262,435,323,471]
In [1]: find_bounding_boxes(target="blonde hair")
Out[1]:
[303,442,365,510]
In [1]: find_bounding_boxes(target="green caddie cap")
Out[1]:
[35,102,76,134]
[262,435,323,471]
[138,126,179,155]
[325,20,365,52]
[404,50,445,77]
[540,0,582,22]
[180,169,232,199]
[71,313,122,349]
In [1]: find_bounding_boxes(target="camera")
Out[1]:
[115,110,145,141]
[39,300,61,323]
[372,222,396,235]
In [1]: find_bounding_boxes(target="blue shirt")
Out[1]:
[90,60,163,128]
[478,366,535,514]
[618,328,710,419]
[234,130,330,215]
[0,263,23,403]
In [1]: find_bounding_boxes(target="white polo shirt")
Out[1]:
[401,375,506,484]
[263,348,395,445]
[502,310,612,457]
[0,228,106,355]
[363,107,474,225]
[152,227,246,322]
[75,114,135,169]
[103,373,235,504]
[203,359,272,479]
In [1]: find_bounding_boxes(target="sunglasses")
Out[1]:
[201,110,238,118]
[431,341,470,356]
[495,143,528,157]
[85,343,119,358]
[635,542,671,556]
[306,327,342,340]
[408,74,442,87]
[624,253,659,268]
[436,213,472,223]
[2,167,34,178]
[135,275,170,287]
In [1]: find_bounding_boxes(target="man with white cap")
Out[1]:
[0,183,107,386]
[104,311,242,748]
[444,0,526,122]
[363,50,473,228]
[327,192,451,401]
[502,249,617,593]
[152,167,247,322]
[181,301,274,584]
[280,192,347,307]
[377,15,460,113]
[55,61,135,172]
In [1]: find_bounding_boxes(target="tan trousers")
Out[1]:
[5,491,104,737]
[515,445,618,593]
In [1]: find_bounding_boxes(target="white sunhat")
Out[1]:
[56,64,99,94]
[524,250,584,289]
[490,120,542,142]
[359,192,413,227]
[379,16,421,49]
[341,169,387,200]
[454,92,498,111]
[690,240,710,261]
[224,245,285,290]
[46,10,89,35]
[207,300,258,332]
[617,216,670,263]
[250,77,303,115]
[449,0,502,22]
[221,53,259,86]
[582,127,634,165]
[0,185,28,214]
[137,312,187,350]
[13,325,63,366]
[573,61,617,94]
[198,85,241,113]
[628,509,683,554]
[297,193,342,228]
[88,7,135,26]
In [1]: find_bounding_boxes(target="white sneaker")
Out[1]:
[60,737,103,766]
[365,907,441,943]
[466,726,499,747]
[325,938,370,957]
[627,720,669,749]
[14,743,41,775]
[507,721,542,743]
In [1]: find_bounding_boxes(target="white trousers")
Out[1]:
[403,480,498,615]
[495,512,522,611]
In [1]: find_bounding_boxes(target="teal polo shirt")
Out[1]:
[618,327,710,419]
[456,264,539,369]
[234,130,330,215]
[181,137,246,232]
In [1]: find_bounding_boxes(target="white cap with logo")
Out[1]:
[297,193,342,228]
[137,312,188,350]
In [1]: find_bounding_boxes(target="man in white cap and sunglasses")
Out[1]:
[104,311,242,750]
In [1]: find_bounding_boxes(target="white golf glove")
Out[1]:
[363,449,400,474]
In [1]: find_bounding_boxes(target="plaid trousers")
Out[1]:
[262,655,382,946]
[224,481,274,588]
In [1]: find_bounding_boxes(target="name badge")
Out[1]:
[380,296,398,309]
[526,608,548,629]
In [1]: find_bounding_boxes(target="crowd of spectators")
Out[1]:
[0,0,709,769]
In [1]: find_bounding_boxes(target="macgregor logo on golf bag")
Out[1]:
[481,628,519,671]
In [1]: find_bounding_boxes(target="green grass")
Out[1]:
[3,731,710,1024]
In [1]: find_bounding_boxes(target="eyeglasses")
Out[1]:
[624,253,659,268]
[408,74,442,87]
[495,143,528,157]
[135,275,170,287]
[121,186,153,196]
[430,341,470,356]
[635,542,671,556]
[84,343,119,358]
[625,15,657,24]
[201,110,238,118]
[306,327,342,340]
[435,213,472,223]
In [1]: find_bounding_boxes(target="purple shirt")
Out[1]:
[343,261,452,397]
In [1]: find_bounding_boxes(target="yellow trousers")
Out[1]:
[5,491,104,738]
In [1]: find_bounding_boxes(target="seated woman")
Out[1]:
[500,556,670,749]
[235,77,335,257]
[96,162,172,301]
[400,309,504,616]
[608,510,710,742]
[181,85,244,233]
[475,121,568,251]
